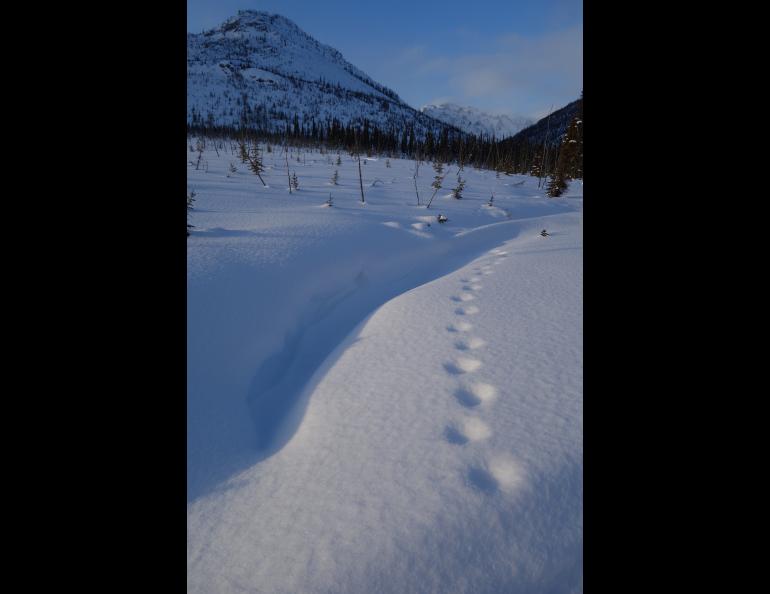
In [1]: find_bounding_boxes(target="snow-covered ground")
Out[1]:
[187,140,583,593]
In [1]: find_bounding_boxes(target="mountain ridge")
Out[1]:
[420,103,534,139]
[187,10,462,139]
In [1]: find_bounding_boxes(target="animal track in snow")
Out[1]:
[455,305,480,315]
[467,456,525,495]
[454,337,486,351]
[447,417,492,444]
[444,356,482,374]
[444,425,469,445]
[446,321,473,333]
[467,467,499,493]
[451,293,475,302]
[454,381,497,407]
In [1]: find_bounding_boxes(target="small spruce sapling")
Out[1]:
[451,173,465,199]
[331,169,339,185]
[432,161,444,191]
[187,189,196,236]
[244,142,267,186]
[195,140,204,170]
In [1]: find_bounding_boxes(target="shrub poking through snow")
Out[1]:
[291,171,299,191]
[331,169,339,185]
[438,214,448,223]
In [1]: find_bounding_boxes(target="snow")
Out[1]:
[421,103,535,139]
[187,140,583,593]
[187,11,457,137]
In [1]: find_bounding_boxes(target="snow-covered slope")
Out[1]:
[187,140,583,593]
[506,99,581,147]
[421,103,534,139]
[188,10,460,137]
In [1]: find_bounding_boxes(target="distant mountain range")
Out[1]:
[420,104,534,139]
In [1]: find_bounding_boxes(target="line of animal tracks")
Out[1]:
[445,248,527,495]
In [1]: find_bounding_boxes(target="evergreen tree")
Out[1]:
[432,161,444,191]
[187,189,196,236]
[546,102,582,197]
[331,169,339,185]
[291,171,299,190]
[244,141,267,186]
[451,173,465,199]
[238,138,249,164]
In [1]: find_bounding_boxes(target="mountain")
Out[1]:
[420,103,534,139]
[505,99,581,147]
[187,10,462,138]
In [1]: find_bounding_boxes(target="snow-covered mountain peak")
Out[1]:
[420,103,534,139]
[188,11,465,137]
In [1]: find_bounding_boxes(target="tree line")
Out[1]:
[187,95,583,187]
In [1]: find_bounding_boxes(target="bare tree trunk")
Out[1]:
[285,144,292,194]
[538,105,553,189]
[358,154,365,203]
[413,157,421,206]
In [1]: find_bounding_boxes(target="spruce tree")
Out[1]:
[245,142,267,186]
[451,173,465,199]
[187,189,196,236]
[547,106,582,197]
[331,169,339,185]
[432,161,444,191]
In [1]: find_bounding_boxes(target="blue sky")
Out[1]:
[187,0,582,120]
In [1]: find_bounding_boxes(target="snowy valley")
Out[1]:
[187,140,583,593]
